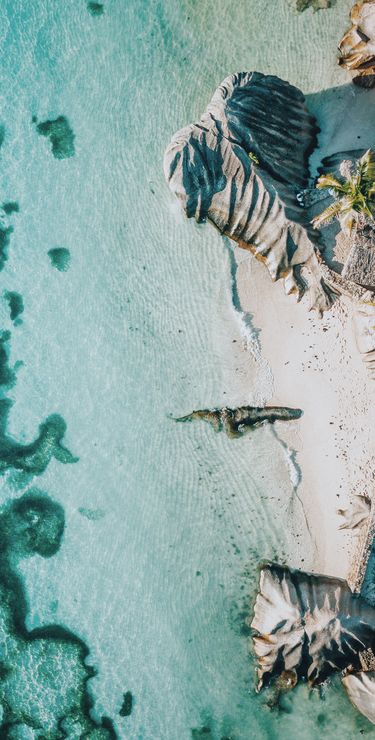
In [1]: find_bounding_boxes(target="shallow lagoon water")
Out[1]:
[0,0,373,737]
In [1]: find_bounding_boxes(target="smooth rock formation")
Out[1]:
[174,406,302,437]
[164,72,336,313]
[338,494,371,530]
[353,297,375,379]
[343,671,375,724]
[251,563,375,695]
[339,1,375,88]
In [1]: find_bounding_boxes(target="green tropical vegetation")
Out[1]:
[312,149,375,235]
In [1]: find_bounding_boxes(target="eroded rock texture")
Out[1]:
[164,72,335,313]
[339,1,375,88]
[175,406,302,437]
[251,563,375,697]
[343,671,375,724]
[353,298,375,379]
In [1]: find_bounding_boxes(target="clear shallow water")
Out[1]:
[0,0,373,737]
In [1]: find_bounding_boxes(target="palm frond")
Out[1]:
[312,200,343,229]
[316,173,347,194]
[313,149,375,234]
[358,149,375,185]
[338,209,357,235]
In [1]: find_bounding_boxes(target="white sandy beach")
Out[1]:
[236,250,375,580]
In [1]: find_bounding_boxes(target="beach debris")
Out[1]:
[251,562,375,723]
[164,72,336,314]
[174,406,303,437]
[339,1,375,88]
[338,494,371,529]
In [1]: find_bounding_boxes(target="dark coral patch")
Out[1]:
[0,489,65,559]
[35,116,75,159]
[0,331,19,391]
[4,292,24,324]
[87,2,105,15]
[119,691,133,717]
[0,223,14,272]
[0,407,78,476]
[0,492,117,737]
[48,247,71,272]
[295,0,335,9]
[2,202,19,216]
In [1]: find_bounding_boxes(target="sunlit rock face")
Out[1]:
[251,563,375,691]
[353,298,375,379]
[343,671,375,724]
[164,72,335,314]
[339,1,375,88]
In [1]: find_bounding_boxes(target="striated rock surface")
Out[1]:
[339,1,375,88]
[343,235,375,288]
[164,72,336,314]
[174,406,302,437]
[343,671,375,724]
[353,297,375,379]
[251,563,375,693]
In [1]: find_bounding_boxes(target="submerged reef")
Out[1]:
[48,247,71,272]
[175,406,303,437]
[87,1,105,15]
[0,490,116,737]
[0,332,19,391]
[294,0,335,10]
[2,202,19,216]
[0,401,78,476]
[252,563,375,722]
[0,332,78,477]
[4,292,24,324]
[119,691,133,717]
[339,2,375,88]
[0,203,18,272]
[35,116,75,159]
[164,71,336,313]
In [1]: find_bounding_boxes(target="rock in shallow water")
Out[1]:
[175,406,302,437]
[251,563,375,696]
[164,72,336,313]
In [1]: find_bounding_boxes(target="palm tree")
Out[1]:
[312,149,375,235]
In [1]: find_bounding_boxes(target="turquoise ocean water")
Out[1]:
[0,0,373,737]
